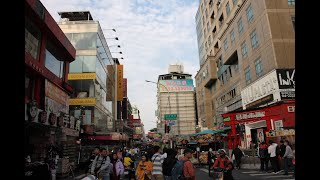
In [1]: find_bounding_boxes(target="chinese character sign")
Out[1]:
[159,79,194,92]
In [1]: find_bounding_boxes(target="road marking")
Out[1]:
[75,174,87,179]
[199,168,209,173]
[249,173,271,176]
[241,171,260,173]
[261,175,294,179]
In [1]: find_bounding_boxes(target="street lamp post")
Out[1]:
[145,80,173,148]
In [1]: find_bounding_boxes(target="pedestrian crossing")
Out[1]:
[198,168,295,180]
[237,170,295,179]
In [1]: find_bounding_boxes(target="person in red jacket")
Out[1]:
[212,149,234,180]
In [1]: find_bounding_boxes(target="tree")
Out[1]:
[149,128,157,132]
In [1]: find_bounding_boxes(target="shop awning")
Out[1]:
[196,129,219,135]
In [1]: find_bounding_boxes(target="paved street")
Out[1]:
[60,167,295,180]
[196,167,295,180]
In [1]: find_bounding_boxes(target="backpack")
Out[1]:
[162,158,177,176]
[171,160,188,180]
[216,158,234,171]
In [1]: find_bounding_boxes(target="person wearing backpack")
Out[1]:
[171,148,195,180]
[90,148,112,180]
[162,149,178,180]
[212,149,234,180]
[258,142,269,172]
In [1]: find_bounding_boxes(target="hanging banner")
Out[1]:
[117,65,123,101]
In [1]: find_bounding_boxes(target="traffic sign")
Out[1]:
[169,121,175,126]
[164,114,177,120]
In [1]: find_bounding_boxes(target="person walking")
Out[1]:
[212,149,234,180]
[282,140,294,175]
[258,142,269,172]
[182,148,196,180]
[86,147,100,174]
[151,146,164,180]
[162,149,177,180]
[110,152,124,180]
[279,140,286,171]
[136,154,153,180]
[268,140,280,173]
[231,145,244,170]
[90,148,111,180]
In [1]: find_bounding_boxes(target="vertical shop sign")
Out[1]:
[117,65,124,101]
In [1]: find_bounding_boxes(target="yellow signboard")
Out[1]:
[69,98,96,106]
[117,65,124,101]
[266,129,295,137]
[68,73,96,80]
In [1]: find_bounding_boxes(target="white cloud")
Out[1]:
[40,0,199,132]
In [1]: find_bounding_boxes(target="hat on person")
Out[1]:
[217,149,227,155]
[183,148,194,154]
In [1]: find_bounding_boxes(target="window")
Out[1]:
[45,41,64,78]
[246,5,254,23]
[65,32,97,50]
[70,56,96,73]
[233,0,238,5]
[228,66,232,77]
[255,58,263,77]
[288,0,295,5]
[238,18,244,34]
[241,42,248,58]
[291,16,295,30]
[226,2,231,16]
[230,30,235,44]
[250,30,259,49]
[224,39,228,51]
[203,16,205,26]
[245,67,251,84]
[25,17,41,60]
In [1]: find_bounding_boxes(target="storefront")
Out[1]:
[222,100,295,149]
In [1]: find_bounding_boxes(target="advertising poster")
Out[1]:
[257,128,265,143]
[158,79,194,92]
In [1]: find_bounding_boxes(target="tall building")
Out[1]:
[194,0,295,149]
[25,0,77,165]
[57,11,116,138]
[157,64,196,139]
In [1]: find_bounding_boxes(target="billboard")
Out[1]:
[117,65,123,101]
[241,70,280,110]
[276,69,295,100]
[159,79,194,92]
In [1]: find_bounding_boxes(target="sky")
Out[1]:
[40,0,200,132]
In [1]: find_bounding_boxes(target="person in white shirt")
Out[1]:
[268,140,280,173]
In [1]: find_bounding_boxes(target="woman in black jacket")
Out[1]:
[162,149,178,180]
[231,145,244,170]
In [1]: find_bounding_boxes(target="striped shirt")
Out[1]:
[151,153,164,175]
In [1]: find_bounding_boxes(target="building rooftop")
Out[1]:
[58,11,93,21]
